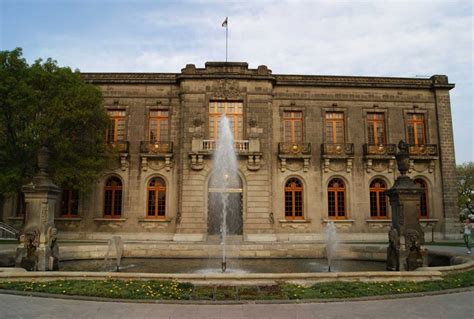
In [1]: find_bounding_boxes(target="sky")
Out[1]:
[1,0,472,163]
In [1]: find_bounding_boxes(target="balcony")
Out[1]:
[106,141,129,171]
[141,141,173,154]
[408,144,438,158]
[321,143,354,173]
[408,144,438,174]
[189,138,261,171]
[363,144,396,173]
[202,139,250,153]
[106,141,129,153]
[363,144,396,158]
[140,141,174,172]
[321,143,354,158]
[278,143,312,172]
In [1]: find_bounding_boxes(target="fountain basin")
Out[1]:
[60,257,386,273]
[0,243,472,286]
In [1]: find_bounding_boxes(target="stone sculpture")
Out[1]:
[15,146,61,271]
[386,140,426,271]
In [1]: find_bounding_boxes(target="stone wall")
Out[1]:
[1,63,458,241]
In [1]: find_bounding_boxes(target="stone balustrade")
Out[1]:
[321,143,354,158]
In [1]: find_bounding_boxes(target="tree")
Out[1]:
[0,48,111,200]
[457,162,474,220]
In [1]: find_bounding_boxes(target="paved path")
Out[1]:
[0,291,473,319]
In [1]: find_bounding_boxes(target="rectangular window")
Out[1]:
[106,110,126,143]
[148,110,169,142]
[16,192,25,217]
[283,111,303,144]
[407,113,426,145]
[367,113,386,145]
[60,189,79,217]
[209,101,243,140]
[325,112,345,143]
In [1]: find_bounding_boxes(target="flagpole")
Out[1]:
[222,17,228,62]
[225,24,228,62]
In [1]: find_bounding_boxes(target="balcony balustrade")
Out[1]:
[106,141,129,171]
[321,143,354,158]
[363,144,397,158]
[277,143,312,172]
[202,139,249,153]
[321,143,354,173]
[278,143,311,156]
[190,138,261,171]
[408,144,438,157]
[140,141,173,172]
[362,144,396,173]
[140,141,173,154]
[106,141,129,153]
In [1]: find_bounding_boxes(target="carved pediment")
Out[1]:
[213,79,240,98]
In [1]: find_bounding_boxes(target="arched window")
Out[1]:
[414,178,429,218]
[370,179,388,218]
[285,178,304,220]
[103,177,122,217]
[328,178,346,219]
[61,189,79,217]
[147,177,166,218]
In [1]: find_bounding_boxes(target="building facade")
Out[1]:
[3,62,458,242]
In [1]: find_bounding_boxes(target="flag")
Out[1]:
[222,17,228,28]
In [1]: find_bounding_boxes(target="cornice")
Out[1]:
[80,73,178,84]
[79,65,454,91]
[274,75,455,90]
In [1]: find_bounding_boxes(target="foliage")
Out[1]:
[0,48,110,196]
[0,270,472,301]
[457,162,474,221]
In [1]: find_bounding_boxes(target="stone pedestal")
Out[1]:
[386,141,427,271]
[15,147,61,271]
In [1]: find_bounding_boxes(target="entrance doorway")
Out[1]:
[208,175,243,235]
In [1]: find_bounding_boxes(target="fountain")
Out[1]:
[104,236,123,272]
[211,114,239,272]
[325,221,339,272]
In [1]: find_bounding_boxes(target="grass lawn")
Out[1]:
[0,270,472,301]
[0,240,17,245]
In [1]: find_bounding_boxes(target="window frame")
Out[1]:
[284,177,304,220]
[106,109,127,144]
[369,179,388,219]
[146,177,167,219]
[208,101,244,140]
[103,176,123,218]
[16,192,25,217]
[283,111,303,144]
[148,109,169,143]
[406,112,427,145]
[328,178,347,219]
[324,112,345,144]
[367,112,386,145]
[60,189,79,218]
[414,178,429,218]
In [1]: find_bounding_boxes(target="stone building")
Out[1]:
[2,62,458,242]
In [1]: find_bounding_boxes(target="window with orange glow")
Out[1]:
[367,113,386,145]
[325,112,345,143]
[103,177,122,217]
[208,101,243,140]
[147,177,166,218]
[283,111,303,144]
[106,110,126,143]
[328,178,346,219]
[369,179,388,218]
[284,178,304,220]
[407,113,426,145]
